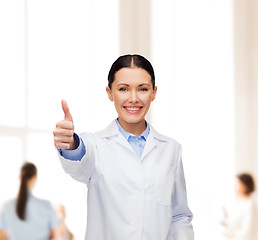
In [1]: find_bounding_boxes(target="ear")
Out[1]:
[106,86,114,102]
[152,86,157,101]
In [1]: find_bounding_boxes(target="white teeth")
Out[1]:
[126,107,141,111]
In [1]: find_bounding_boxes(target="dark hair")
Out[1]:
[108,54,155,89]
[16,162,37,220]
[237,173,255,195]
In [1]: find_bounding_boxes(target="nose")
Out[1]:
[128,90,139,104]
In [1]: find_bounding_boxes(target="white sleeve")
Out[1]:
[170,145,194,240]
[58,132,96,186]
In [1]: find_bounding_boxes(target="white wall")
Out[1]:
[234,0,258,184]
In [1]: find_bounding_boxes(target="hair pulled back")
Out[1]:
[16,162,37,220]
[108,54,155,89]
[237,173,255,195]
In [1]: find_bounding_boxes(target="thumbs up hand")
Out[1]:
[53,100,78,150]
[62,99,73,122]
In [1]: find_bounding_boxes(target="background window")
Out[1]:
[0,1,118,238]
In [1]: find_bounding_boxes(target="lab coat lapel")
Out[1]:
[116,134,135,154]
[140,125,168,161]
[140,128,157,161]
[100,120,168,160]
[100,120,135,155]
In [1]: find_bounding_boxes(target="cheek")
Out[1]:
[113,93,126,105]
[235,182,245,194]
[235,183,240,192]
[141,94,153,104]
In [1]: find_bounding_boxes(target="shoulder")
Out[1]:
[2,198,15,208]
[29,196,58,225]
[30,195,53,209]
[150,124,181,148]
[30,196,57,218]
[1,199,16,216]
[247,196,257,209]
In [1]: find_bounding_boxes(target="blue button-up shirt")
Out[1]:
[115,119,149,158]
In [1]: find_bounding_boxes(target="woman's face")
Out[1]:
[235,178,247,197]
[106,67,157,128]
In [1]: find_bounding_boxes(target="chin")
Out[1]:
[120,115,146,124]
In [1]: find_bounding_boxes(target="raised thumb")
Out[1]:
[61,99,73,122]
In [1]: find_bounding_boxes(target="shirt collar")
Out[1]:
[115,119,150,141]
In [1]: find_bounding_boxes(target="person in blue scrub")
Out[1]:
[0,162,59,240]
[54,54,194,240]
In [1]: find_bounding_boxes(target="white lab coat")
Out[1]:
[59,120,194,240]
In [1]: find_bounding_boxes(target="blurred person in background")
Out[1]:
[0,209,6,240]
[220,173,257,240]
[0,162,59,240]
[55,205,74,240]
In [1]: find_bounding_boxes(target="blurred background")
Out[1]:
[0,0,257,239]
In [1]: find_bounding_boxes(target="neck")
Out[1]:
[237,193,251,200]
[117,118,146,135]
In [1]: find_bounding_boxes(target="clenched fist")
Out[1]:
[53,100,78,150]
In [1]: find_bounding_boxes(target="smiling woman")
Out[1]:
[53,54,194,240]
[106,55,157,135]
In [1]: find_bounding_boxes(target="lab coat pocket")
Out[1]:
[157,171,175,207]
[158,202,173,222]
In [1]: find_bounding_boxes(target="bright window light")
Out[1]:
[0,0,25,127]
[0,137,23,204]
[0,0,119,239]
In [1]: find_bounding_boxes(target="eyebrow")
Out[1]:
[117,83,150,86]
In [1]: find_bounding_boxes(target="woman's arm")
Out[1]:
[54,100,96,185]
[170,146,194,240]
[0,230,8,240]
[50,228,57,240]
[58,133,96,185]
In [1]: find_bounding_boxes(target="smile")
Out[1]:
[123,106,143,113]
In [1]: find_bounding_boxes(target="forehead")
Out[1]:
[113,67,152,85]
